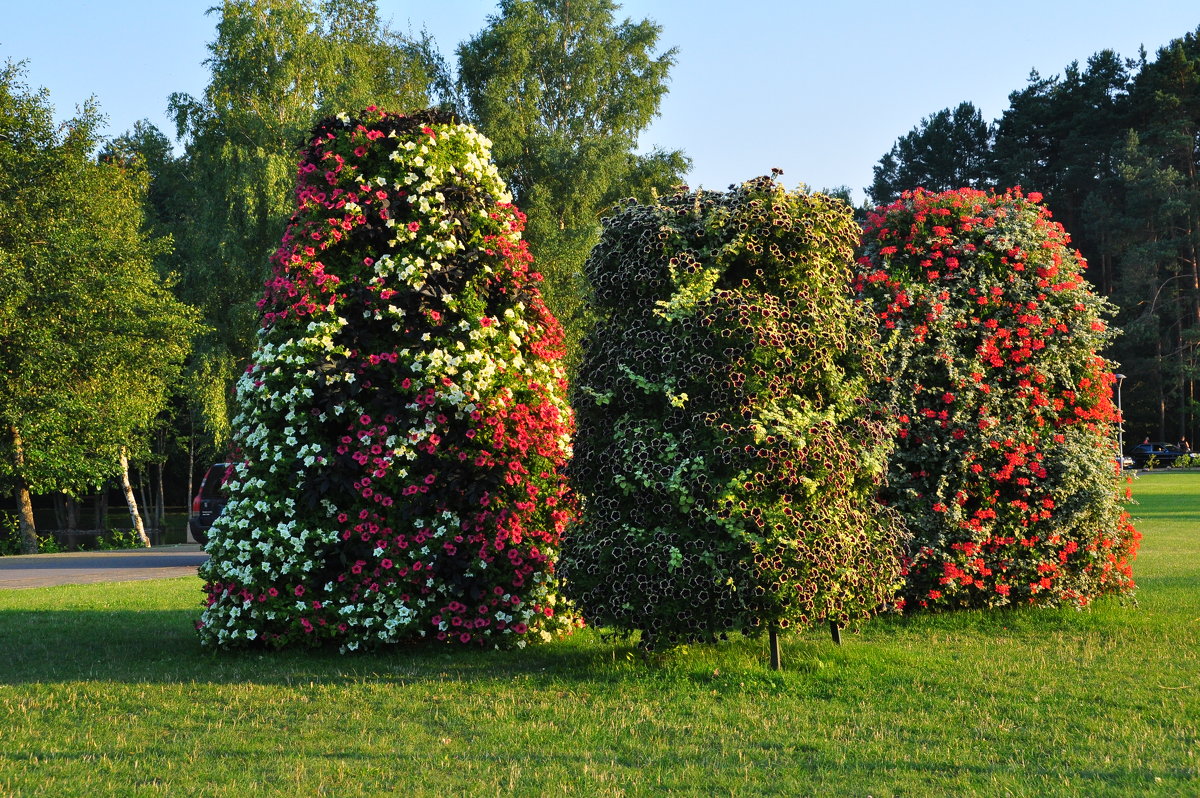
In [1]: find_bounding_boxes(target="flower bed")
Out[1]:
[197,109,576,650]
[855,187,1139,611]
[561,177,905,648]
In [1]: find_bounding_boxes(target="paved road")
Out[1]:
[0,545,209,590]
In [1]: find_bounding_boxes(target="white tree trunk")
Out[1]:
[119,447,152,548]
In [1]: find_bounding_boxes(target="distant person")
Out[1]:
[1180,438,1191,453]
[1142,436,1151,445]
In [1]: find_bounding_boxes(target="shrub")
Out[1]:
[560,177,905,649]
[96,529,144,551]
[197,109,577,651]
[0,513,61,556]
[855,187,1140,611]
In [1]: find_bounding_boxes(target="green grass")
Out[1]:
[1,475,1197,797]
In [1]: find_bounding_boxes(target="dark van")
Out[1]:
[188,463,231,544]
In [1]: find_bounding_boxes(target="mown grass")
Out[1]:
[0,474,1196,797]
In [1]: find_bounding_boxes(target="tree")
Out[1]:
[457,0,689,364]
[856,188,1139,611]
[561,177,905,655]
[103,121,188,245]
[167,0,440,447]
[867,102,991,206]
[1102,132,1191,442]
[1118,28,1200,445]
[198,110,577,650]
[0,62,200,552]
[992,51,1134,278]
[104,121,206,522]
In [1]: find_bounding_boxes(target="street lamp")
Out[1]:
[1115,373,1126,463]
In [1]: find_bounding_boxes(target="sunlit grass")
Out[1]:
[0,474,1196,796]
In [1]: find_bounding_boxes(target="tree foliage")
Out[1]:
[167,0,441,444]
[992,52,1133,254]
[856,188,1139,611]
[0,61,200,551]
[457,0,689,364]
[1110,31,1200,445]
[867,102,991,206]
[561,177,905,649]
[198,110,576,650]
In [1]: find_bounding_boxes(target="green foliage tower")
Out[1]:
[561,177,905,648]
[198,110,576,651]
[856,188,1140,611]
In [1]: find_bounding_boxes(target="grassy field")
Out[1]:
[0,474,1196,797]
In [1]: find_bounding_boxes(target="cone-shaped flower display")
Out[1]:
[855,187,1139,611]
[561,177,906,649]
[197,109,576,650]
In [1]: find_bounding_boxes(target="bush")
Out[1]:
[96,529,144,551]
[0,513,62,556]
[855,187,1140,611]
[560,177,905,649]
[198,109,576,651]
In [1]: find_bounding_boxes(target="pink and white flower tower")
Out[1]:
[197,109,577,651]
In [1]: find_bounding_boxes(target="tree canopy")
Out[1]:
[165,0,442,445]
[458,0,689,365]
[867,102,991,206]
[0,61,200,551]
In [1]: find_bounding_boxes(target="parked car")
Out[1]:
[1128,443,1199,469]
[188,462,230,544]
[1115,454,1135,470]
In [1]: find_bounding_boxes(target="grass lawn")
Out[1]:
[0,473,1196,797]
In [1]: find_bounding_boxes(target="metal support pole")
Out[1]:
[769,627,781,670]
[830,620,842,646]
[1115,373,1126,463]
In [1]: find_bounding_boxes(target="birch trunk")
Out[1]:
[119,447,152,547]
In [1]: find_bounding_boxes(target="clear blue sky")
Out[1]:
[4,1,1199,203]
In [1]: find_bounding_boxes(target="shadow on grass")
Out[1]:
[0,597,1157,695]
[0,603,881,697]
[2,569,1188,693]
[852,596,1146,639]
[0,607,658,688]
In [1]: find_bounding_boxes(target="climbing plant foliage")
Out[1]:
[560,177,905,648]
[198,109,576,650]
[855,187,1139,611]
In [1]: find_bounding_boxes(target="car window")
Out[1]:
[201,465,230,500]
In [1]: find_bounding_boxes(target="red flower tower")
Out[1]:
[856,188,1139,611]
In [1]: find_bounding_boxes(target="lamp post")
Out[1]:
[1115,373,1126,464]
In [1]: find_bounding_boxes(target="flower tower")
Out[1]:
[197,109,576,650]
[560,176,905,650]
[855,187,1139,611]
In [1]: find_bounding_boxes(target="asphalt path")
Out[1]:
[0,545,209,590]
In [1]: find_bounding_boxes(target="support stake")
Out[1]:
[769,627,781,670]
[830,620,842,646]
